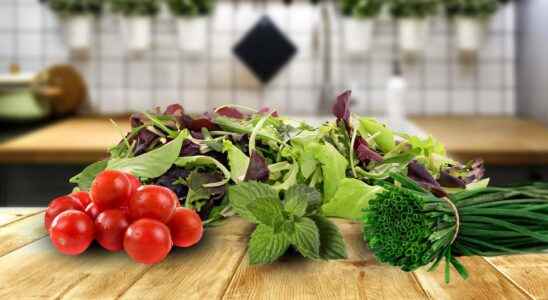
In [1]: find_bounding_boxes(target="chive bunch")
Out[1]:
[363,174,548,282]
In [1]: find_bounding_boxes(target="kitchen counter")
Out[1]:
[1,116,548,165]
[0,208,546,299]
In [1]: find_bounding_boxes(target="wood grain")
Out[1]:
[223,220,429,300]
[0,207,43,226]
[412,116,548,165]
[0,211,47,257]
[413,256,532,300]
[485,255,548,299]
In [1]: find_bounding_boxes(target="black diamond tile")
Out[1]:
[233,16,297,84]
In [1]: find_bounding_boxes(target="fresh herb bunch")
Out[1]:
[363,174,548,282]
[110,0,161,16]
[353,0,384,18]
[47,0,103,16]
[165,0,215,16]
[389,0,440,18]
[444,0,499,18]
[229,182,347,264]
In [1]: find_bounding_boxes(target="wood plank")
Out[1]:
[412,116,548,165]
[485,254,548,299]
[119,218,254,300]
[413,256,532,300]
[0,238,149,299]
[222,220,429,300]
[0,117,129,164]
[0,212,48,257]
[0,207,43,226]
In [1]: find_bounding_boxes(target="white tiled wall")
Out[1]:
[0,0,516,116]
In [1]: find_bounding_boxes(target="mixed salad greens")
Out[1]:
[69,91,548,281]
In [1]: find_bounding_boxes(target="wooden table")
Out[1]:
[2,116,548,165]
[1,208,546,299]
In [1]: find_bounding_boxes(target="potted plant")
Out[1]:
[47,0,103,51]
[166,0,215,52]
[445,0,499,52]
[110,0,161,52]
[340,0,383,54]
[389,0,439,53]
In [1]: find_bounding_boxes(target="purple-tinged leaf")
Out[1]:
[244,151,270,182]
[407,161,447,197]
[332,90,351,124]
[134,128,158,156]
[438,171,466,188]
[258,107,279,117]
[155,167,191,200]
[164,104,184,117]
[130,113,146,128]
[441,159,485,186]
[188,117,217,131]
[216,106,245,119]
[181,140,200,157]
[354,137,383,163]
[467,159,485,183]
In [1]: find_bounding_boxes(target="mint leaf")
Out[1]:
[247,197,284,229]
[310,215,348,260]
[291,217,320,259]
[228,182,279,223]
[285,184,322,215]
[249,224,290,265]
[284,195,307,217]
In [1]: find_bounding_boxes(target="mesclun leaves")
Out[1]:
[69,159,108,190]
[229,182,347,265]
[107,131,188,179]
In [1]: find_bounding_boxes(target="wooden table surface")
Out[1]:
[1,116,548,165]
[1,208,546,299]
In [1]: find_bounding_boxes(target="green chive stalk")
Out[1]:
[363,174,548,283]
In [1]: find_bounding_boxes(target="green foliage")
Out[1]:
[229,182,347,264]
[109,0,161,16]
[165,0,215,16]
[353,0,384,18]
[107,131,187,178]
[444,0,499,18]
[69,160,108,190]
[48,0,103,16]
[389,0,440,18]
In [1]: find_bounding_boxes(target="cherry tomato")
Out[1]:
[85,202,101,220]
[49,210,94,255]
[125,173,141,197]
[95,209,130,252]
[168,207,203,248]
[71,191,92,207]
[124,219,172,264]
[45,195,84,230]
[91,170,132,210]
[128,185,177,223]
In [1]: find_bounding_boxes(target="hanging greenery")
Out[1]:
[109,0,161,16]
[389,0,440,18]
[444,0,499,18]
[165,0,215,16]
[47,0,103,16]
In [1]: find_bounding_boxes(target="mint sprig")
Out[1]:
[229,182,348,264]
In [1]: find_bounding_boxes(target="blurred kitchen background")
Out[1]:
[1,0,547,205]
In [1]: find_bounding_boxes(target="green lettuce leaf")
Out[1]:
[310,142,348,202]
[223,139,249,183]
[358,117,396,153]
[321,178,383,220]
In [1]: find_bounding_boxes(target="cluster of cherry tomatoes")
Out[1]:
[45,170,203,264]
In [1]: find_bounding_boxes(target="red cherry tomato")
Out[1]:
[125,173,141,196]
[71,191,92,207]
[49,210,94,255]
[45,195,84,230]
[85,203,101,220]
[129,185,177,223]
[91,170,132,210]
[168,207,203,248]
[124,219,172,264]
[95,209,130,252]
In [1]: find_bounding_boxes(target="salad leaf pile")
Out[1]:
[66,90,548,282]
